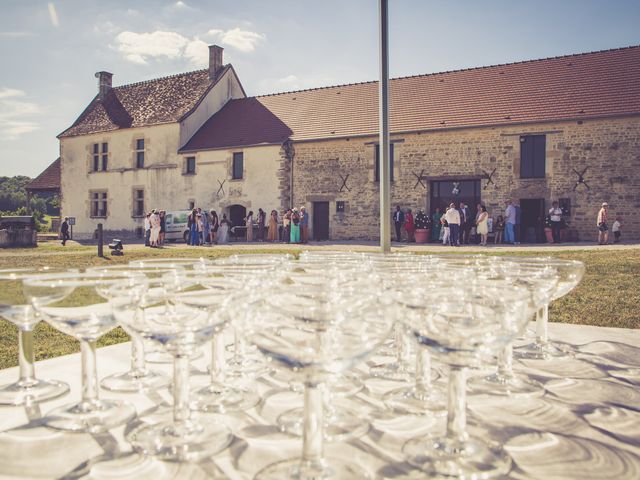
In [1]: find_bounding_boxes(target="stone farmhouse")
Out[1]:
[50,44,640,241]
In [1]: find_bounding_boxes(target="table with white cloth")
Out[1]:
[0,322,639,479]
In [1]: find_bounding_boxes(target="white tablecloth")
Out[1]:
[0,322,639,479]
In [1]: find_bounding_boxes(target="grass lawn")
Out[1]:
[0,243,638,369]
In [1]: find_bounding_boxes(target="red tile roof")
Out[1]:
[26,158,60,192]
[59,66,232,138]
[179,98,293,152]
[249,45,640,143]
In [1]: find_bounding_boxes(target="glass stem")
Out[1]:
[173,354,191,424]
[211,333,226,384]
[535,304,549,345]
[446,366,468,444]
[497,342,514,378]
[301,380,325,475]
[130,333,146,375]
[415,348,431,396]
[18,329,36,383]
[81,340,99,403]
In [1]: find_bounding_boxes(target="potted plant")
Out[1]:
[414,210,431,243]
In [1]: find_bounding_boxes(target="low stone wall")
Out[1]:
[0,230,38,248]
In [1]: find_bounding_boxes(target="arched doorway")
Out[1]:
[228,204,246,228]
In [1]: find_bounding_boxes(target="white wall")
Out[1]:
[178,68,245,148]
[60,125,282,238]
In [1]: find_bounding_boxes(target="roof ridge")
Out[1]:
[255,44,640,98]
[113,67,210,90]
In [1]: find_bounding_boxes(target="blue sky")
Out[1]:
[1,0,639,177]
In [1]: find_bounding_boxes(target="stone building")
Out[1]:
[59,45,640,241]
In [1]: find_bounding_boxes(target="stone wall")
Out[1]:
[290,116,640,241]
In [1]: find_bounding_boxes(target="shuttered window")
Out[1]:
[520,135,546,178]
[232,152,243,179]
[375,143,394,182]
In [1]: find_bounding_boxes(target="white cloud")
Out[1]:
[47,2,59,27]
[114,31,189,64]
[206,27,265,52]
[0,32,33,37]
[174,1,188,8]
[184,39,209,65]
[0,88,40,140]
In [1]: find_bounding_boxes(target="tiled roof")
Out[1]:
[179,98,293,152]
[26,158,61,191]
[59,67,231,138]
[246,45,639,143]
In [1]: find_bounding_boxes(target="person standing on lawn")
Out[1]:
[431,207,442,242]
[549,201,563,244]
[257,208,266,242]
[268,210,279,242]
[283,209,291,243]
[60,217,70,246]
[145,212,152,247]
[597,202,609,245]
[299,206,309,243]
[404,208,415,242]
[612,216,622,243]
[476,205,489,246]
[504,200,516,244]
[460,202,472,244]
[290,208,301,243]
[445,203,461,247]
[210,210,219,244]
[514,199,522,245]
[245,211,254,242]
[393,205,405,242]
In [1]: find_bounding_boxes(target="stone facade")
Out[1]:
[290,116,640,241]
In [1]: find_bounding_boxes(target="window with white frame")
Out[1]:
[90,191,108,217]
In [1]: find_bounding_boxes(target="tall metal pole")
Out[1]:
[379,0,391,253]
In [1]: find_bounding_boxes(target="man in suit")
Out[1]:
[393,205,405,242]
[460,202,472,244]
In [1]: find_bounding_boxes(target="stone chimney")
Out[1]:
[95,71,113,100]
[208,45,223,80]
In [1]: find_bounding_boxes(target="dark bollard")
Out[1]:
[97,223,104,257]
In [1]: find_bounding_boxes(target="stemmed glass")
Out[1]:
[246,278,393,479]
[400,282,534,478]
[513,258,585,360]
[0,268,70,405]
[189,275,260,414]
[111,272,233,462]
[86,265,175,392]
[468,263,558,397]
[23,271,144,432]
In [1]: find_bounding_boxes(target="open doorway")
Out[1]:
[228,204,246,228]
[520,198,545,243]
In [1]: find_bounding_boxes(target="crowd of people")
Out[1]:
[393,199,622,246]
[141,206,311,247]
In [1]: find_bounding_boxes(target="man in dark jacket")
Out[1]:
[60,217,70,246]
[393,205,405,242]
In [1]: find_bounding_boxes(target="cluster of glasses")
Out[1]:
[0,252,584,479]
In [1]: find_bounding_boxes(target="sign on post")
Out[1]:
[68,217,76,225]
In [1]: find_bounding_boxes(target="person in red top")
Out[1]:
[404,208,415,242]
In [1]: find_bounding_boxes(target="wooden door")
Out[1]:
[313,202,329,240]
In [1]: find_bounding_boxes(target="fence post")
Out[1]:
[97,223,104,257]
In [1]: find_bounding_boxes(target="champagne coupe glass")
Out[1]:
[247,278,393,479]
[188,275,261,414]
[469,263,558,397]
[23,271,145,433]
[111,272,233,462]
[201,260,284,381]
[87,265,177,392]
[401,282,534,478]
[0,268,70,405]
[512,258,585,360]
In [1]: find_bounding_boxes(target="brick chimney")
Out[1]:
[208,45,223,80]
[95,71,113,100]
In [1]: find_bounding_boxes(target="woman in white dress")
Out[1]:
[149,209,161,247]
[476,205,489,246]
[245,211,254,242]
[218,214,230,244]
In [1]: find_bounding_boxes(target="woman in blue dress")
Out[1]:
[290,208,301,243]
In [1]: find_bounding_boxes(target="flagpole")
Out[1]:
[378,0,391,253]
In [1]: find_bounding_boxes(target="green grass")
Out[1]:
[0,246,637,369]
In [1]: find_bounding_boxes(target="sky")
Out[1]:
[1,0,639,178]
